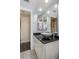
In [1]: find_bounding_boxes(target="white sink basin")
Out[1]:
[41,33,52,36]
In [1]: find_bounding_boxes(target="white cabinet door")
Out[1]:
[46,41,59,59]
[34,36,46,59]
[35,45,44,59]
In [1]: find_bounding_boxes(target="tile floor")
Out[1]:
[20,50,38,59]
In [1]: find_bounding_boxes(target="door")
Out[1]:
[20,10,31,52]
[51,17,57,32]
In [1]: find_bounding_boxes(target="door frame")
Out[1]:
[20,6,32,50]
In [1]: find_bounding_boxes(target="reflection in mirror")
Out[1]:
[37,5,58,33]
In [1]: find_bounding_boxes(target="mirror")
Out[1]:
[37,14,58,33]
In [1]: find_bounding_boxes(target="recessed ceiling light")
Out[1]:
[54,4,57,8]
[38,8,42,11]
[47,10,50,14]
[45,0,48,3]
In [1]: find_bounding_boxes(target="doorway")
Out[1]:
[20,10,31,52]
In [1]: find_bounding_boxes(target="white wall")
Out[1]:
[32,14,38,33]
[20,14,30,43]
[20,0,32,10]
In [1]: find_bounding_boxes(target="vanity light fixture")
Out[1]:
[45,0,48,3]
[54,4,58,8]
[38,8,42,12]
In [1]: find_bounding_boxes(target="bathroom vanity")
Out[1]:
[33,33,59,59]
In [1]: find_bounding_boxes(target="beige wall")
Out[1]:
[20,11,30,43]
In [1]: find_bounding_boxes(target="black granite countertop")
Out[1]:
[33,33,59,44]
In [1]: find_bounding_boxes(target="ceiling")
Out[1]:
[20,0,58,16]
